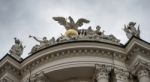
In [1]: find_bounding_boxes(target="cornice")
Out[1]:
[126,44,150,62]
[22,41,125,66]
[20,48,126,77]
[0,55,21,69]
[23,40,125,61]
[21,46,126,67]
[125,37,150,53]
[1,37,149,65]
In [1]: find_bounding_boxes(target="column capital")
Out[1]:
[29,71,48,82]
[114,68,129,82]
[137,68,150,79]
[95,64,111,80]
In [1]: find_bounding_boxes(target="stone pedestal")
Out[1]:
[96,65,109,82]
[137,69,150,82]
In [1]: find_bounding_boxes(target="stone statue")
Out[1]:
[107,34,120,43]
[53,16,90,38]
[9,37,24,57]
[49,37,55,45]
[29,35,50,47]
[29,45,40,54]
[123,22,140,39]
[29,35,51,54]
[95,25,102,35]
[53,16,90,30]
[87,26,96,39]
[100,30,105,38]
[29,35,56,54]
[56,33,70,42]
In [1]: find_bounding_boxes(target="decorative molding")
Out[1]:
[126,45,150,61]
[0,62,20,79]
[21,48,126,77]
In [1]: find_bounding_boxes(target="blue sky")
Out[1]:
[0,0,150,59]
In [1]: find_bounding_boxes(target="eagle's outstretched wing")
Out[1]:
[53,17,66,26]
[123,25,130,33]
[137,25,140,37]
[76,18,90,27]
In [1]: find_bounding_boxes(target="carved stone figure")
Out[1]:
[87,26,96,38]
[29,35,50,48]
[9,37,24,57]
[53,16,90,30]
[107,34,120,43]
[123,22,140,39]
[56,34,70,42]
[49,37,55,45]
[53,16,90,38]
[95,25,102,35]
[100,30,105,38]
[94,25,106,39]
[29,35,52,54]
[29,45,40,54]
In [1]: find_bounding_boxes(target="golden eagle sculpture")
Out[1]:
[53,16,90,37]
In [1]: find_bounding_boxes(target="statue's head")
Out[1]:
[88,26,92,30]
[14,38,20,44]
[96,26,101,30]
[128,22,136,27]
[43,37,47,40]
[68,16,73,20]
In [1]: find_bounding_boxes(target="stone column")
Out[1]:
[114,68,129,82]
[95,64,110,82]
[137,69,150,82]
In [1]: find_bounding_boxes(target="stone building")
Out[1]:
[0,17,150,82]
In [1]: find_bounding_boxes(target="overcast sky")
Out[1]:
[0,0,150,59]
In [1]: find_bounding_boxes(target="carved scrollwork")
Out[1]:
[95,64,111,80]
[114,68,129,82]
[27,71,49,82]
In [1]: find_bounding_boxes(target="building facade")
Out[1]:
[0,17,150,82]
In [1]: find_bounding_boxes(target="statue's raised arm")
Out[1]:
[29,35,42,43]
[29,35,50,47]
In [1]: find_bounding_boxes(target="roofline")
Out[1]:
[22,40,124,62]
[0,37,149,63]
[0,53,21,63]
[124,36,150,47]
